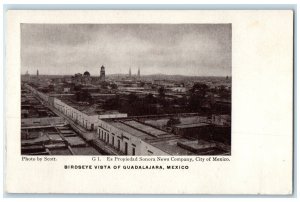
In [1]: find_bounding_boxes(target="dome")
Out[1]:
[83,71,90,76]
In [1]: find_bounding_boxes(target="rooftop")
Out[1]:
[21,125,101,155]
[174,123,209,129]
[151,138,196,155]
[21,91,58,118]
[104,118,203,155]
[108,121,155,140]
[57,96,123,116]
[122,120,167,137]
[58,96,99,116]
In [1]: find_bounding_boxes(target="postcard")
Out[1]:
[5,10,293,194]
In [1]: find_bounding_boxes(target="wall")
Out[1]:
[140,141,170,155]
[97,119,168,155]
[99,114,127,119]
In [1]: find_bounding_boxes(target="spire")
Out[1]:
[129,67,132,78]
[138,67,140,78]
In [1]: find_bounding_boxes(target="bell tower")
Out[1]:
[100,65,105,82]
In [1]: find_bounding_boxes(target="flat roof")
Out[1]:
[108,121,155,140]
[144,115,208,125]
[58,97,99,115]
[104,119,199,155]
[175,123,209,129]
[122,120,167,137]
[58,96,122,116]
[151,138,196,155]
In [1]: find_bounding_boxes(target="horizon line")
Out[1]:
[21,73,232,77]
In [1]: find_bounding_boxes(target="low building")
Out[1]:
[53,97,127,131]
[97,117,227,155]
[167,87,187,93]
[25,83,127,131]
[173,123,211,140]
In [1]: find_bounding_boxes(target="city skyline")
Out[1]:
[21,24,232,76]
[21,70,232,77]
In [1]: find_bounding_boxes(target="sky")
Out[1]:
[21,24,231,76]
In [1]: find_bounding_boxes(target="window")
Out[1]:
[118,140,120,150]
[125,142,128,155]
[132,147,135,156]
[91,124,94,130]
[112,136,114,146]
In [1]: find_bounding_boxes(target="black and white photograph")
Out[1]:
[5,9,294,195]
[20,24,232,156]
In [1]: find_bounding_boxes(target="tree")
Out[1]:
[104,95,120,110]
[218,85,230,99]
[101,83,108,89]
[128,93,138,104]
[74,84,82,91]
[48,84,54,92]
[75,90,92,102]
[188,83,209,112]
[139,82,145,87]
[190,83,209,98]
[110,83,118,89]
[145,93,156,104]
[158,86,166,97]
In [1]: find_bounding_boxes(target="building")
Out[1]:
[97,118,191,155]
[97,117,228,155]
[100,65,105,82]
[24,83,127,132]
[21,85,102,155]
[173,123,211,140]
[21,92,100,156]
[168,87,187,93]
[73,71,92,85]
[137,68,140,79]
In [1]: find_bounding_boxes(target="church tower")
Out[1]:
[100,65,105,82]
[137,68,140,79]
[129,67,132,78]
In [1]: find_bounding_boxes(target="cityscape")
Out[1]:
[21,24,231,156]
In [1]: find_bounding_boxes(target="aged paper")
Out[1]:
[5,10,293,194]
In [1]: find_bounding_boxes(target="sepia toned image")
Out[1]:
[21,24,232,156]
